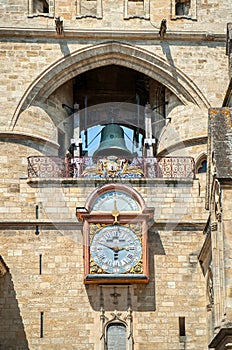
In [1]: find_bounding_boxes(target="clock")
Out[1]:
[90,224,142,274]
[83,221,149,284]
[77,184,153,284]
[91,190,140,212]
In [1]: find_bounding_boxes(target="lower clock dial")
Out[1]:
[90,225,142,274]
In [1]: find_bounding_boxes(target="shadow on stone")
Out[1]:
[0,272,29,350]
[85,230,166,312]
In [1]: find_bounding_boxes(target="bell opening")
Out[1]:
[93,123,133,159]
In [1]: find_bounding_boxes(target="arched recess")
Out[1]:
[11,41,210,129]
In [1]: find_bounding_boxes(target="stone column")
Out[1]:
[72,103,83,157]
[144,103,155,157]
[226,23,232,78]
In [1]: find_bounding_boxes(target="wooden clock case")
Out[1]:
[76,184,154,284]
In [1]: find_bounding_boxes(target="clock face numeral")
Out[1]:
[90,225,142,274]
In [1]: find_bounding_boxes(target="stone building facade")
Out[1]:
[0,0,232,349]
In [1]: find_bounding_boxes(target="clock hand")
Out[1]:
[112,246,135,252]
[114,247,134,253]
[124,246,135,251]
[98,242,116,251]
[99,240,135,253]
[99,242,125,253]
[112,199,120,224]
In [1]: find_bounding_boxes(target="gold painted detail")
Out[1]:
[112,199,120,224]
[82,156,144,178]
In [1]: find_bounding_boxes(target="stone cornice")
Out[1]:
[26,177,194,186]
[0,220,81,228]
[0,219,206,230]
[0,28,226,42]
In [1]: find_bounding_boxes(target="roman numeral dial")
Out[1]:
[90,225,142,274]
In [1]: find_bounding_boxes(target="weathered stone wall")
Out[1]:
[0,0,231,32]
[0,200,208,350]
[0,161,207,223]
[0,0,230,348]
[0,135,208,348]
[221,186,232,320]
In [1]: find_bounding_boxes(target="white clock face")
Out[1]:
[91,191,140,212]
[90,225,142,274]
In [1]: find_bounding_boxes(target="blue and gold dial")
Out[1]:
[90,225,142,274]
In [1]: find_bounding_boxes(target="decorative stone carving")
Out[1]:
[100,307,134,350]
[207,267,214,308]
[211,222,218,231]
[215,180,222,223]
[76,0,102,19]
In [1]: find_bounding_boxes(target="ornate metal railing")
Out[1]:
[28,156,195,179]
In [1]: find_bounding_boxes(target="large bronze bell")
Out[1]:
[93,123,132,158]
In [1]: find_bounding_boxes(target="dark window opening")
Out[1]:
[58,129,66,158]
[175,0,190,16]
[39,254,42,275]
[33,0,49,13]
[40,312,44,338]
[197,159,207,173]
[179,317,186,336]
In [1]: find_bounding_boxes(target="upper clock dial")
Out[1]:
[91,191,140,212]
[90,225,142,274]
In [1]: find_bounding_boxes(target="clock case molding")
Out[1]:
[76,184,154,284]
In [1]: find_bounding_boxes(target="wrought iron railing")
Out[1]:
[27,156,195,179]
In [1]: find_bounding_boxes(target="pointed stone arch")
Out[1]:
[11,41,210,129]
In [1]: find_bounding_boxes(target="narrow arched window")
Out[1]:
[106,323,127,350]
[197,159,207,173]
